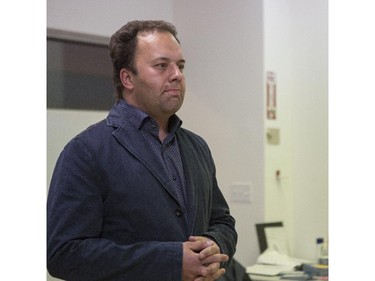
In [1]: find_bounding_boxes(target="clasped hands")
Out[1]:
[182,236,229,281]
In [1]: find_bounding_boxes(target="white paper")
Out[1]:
[264,226,290,256]
[246,264,296,276]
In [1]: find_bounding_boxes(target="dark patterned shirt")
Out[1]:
[121,100,188,215]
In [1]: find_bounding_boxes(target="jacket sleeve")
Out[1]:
[47,138,182,281]
[178,129,238,268]
[201,164,238,268]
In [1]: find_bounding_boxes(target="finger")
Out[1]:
[200,261,220,276]
[195,277,215,281]
[212,268,226,279]
[199,247,229,261]
[189,236,198,242]
[188,236,213,252]
[184,240,208,253]
[201,254,229,268]
[190,236,215,249]
[201,264,226,280]
[199,244,220,260]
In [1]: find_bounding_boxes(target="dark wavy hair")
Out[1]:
[109,20,180,100]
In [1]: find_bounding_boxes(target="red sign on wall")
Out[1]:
[266,71,277,120]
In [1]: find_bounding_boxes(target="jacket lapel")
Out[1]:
[176,131,197,235]
[110,122,181,205]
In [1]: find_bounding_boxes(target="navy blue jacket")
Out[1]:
[47,102,237,281]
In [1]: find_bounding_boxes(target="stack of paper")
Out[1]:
[246,249,304,276]
[246,264,296,276]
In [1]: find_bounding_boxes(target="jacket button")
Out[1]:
[175,209,183,217]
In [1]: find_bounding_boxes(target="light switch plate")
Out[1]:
[230,183,252,203]
[266,128,280,145]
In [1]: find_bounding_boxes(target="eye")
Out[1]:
[155,63,168,69]
[178,64,185,72]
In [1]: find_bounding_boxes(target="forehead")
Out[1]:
[135,31,184,60]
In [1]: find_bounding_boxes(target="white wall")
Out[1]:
[289,0,328,260]
[264,0,328,261]
[263,0,295,254]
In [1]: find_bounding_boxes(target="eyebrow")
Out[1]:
[154,57,186,64]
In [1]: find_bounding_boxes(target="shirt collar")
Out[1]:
[118,99,182,133]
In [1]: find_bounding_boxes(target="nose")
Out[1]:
[169,64,184,82]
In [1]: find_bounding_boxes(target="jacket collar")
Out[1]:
[105,100,183,206]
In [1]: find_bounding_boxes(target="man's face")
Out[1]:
[124,31,186,121]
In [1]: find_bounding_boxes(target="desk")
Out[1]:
[249,274,328,281]
[249,274,281,281]
[247,262,328,281]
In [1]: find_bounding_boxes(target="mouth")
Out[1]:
[164,88,181,96]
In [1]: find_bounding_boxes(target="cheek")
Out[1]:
[142,75,164,91]
[136,76,161,95]
[181,81,186,96]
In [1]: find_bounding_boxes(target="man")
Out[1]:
[47,20,237,281]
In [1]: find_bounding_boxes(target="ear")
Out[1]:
[120,68,134,90]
